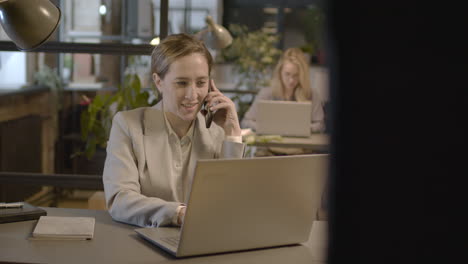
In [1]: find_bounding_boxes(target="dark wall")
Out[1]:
[327,2,468,263]
[0,116,42,202]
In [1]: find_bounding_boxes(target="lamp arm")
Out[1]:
[194,28,210,40]
[205,15,216,28]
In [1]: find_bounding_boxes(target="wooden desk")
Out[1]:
[0,207,327,264]
[245,133,330,152]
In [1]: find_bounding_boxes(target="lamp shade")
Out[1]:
[204,15,232,49]
[0,0,61,51]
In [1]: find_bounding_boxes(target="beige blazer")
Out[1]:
[241,86,325,133]
[103,102,245,227]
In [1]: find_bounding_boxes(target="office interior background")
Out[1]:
[1,0,467,262]
[0,0,326,208]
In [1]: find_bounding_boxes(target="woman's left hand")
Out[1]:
[204,79,241,137]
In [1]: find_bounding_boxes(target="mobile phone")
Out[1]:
[204,81,214,128]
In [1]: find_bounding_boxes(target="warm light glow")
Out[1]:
[99,5,107,15]
[150,37,160,46]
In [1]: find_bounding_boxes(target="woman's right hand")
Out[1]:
[177,206,186,226]
[204,79,242,137]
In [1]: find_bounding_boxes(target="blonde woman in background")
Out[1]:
[241,47,325,133]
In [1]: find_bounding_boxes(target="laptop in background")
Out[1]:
[135,154,328,257]
[256,100,311,137]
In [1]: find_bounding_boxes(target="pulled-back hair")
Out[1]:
[271,48,312,101]
[151,33,213,79]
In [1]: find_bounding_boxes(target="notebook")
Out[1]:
[0,202,47,224]
[31,216,95,240]
[256,100,312,137]
[135,154,328,257]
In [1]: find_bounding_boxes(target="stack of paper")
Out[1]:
[31,216,95,240]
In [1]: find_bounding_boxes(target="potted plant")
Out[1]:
[219,24,282,120]
[300,6,325,64]
[77,73,159,159]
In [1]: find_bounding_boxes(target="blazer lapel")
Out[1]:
[184,113,218,202]
[143,103,174,194]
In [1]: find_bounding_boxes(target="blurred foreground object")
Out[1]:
[0,0,61,50]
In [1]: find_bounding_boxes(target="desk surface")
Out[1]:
[245,133,329,151]
[0,207,327,264]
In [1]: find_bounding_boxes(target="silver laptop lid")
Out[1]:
[177,154,328,257]
[256,100,312,137]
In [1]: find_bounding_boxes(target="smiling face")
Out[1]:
[280,61,300,96]
[153,53,210,124]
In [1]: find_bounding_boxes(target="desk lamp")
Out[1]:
[0,0,61,51]
[197,15,233,49]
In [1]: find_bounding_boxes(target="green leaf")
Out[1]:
[80,111,90,140]
[84,136,97,160]
[78,72,161,159]
[131,74,142,94]
[70,151,84,159]
[92,94,104,108]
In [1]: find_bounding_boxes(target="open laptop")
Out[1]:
[256,100,312,137]
[135,154,328,257]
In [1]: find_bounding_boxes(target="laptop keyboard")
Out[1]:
[161,236,180,247]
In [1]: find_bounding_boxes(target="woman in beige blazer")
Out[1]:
[103,34,245,228]
[241,48,325,133]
